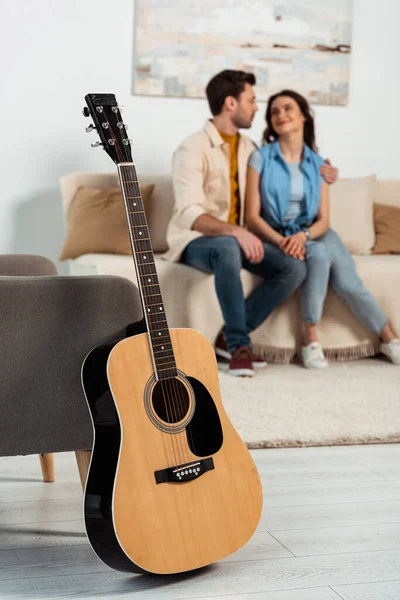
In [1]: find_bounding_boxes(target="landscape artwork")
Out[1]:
[133,0,353,106]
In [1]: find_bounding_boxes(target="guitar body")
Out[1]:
[83,328,262,575]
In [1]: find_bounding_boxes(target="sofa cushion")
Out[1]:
[329,175,375,255]
[59,185,154,260]
[60,172,173,253]
[373,203,400,254]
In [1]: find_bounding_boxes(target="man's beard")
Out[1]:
[232,113,252,130]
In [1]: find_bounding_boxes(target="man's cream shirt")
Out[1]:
[164,120,256,262]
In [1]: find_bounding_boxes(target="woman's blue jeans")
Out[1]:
[302,228,387,333]
[181,235,306,352]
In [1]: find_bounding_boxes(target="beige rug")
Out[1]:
[218,358,400,448]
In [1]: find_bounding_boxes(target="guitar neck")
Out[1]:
[118,163,177,380]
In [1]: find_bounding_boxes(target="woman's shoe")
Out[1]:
[380,338,400,365]
[302,342,328,369]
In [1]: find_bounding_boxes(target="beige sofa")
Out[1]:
[60,172,400,363]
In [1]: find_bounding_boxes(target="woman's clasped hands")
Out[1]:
[280,231,307,260]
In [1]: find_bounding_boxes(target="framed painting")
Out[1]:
[133,0,353,106]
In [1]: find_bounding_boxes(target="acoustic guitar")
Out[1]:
[81,93,263,575]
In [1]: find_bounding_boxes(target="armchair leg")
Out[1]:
[39,453,55,483]
[75,450,91,490]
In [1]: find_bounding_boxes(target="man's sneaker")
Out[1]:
[380,338,400,365]
[249,348,267,369]
[229,346,254,377]
[302,342,328,369]
[215,332,267,368]
[214,331,231,361]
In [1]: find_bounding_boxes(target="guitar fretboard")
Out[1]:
[118,163,177,380]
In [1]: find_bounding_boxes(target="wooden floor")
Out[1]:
[1,444,400,599]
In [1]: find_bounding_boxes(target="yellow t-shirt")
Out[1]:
[219,130,240,225]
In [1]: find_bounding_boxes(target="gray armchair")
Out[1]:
[0,255,143,486]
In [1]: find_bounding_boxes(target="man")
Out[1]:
[165,70,338,377]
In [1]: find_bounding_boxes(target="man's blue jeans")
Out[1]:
[302,228,387,332]
[181,236,306,352]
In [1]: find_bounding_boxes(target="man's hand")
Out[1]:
[280,232,306,260]
[233,228,264,263]
[320,159,338,185]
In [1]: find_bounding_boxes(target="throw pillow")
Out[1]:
[329,175,375,255]
[372,203,400,254]
[60,185,154,260]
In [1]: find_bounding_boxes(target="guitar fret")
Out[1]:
[133,242,151,248]
[133,245,152,253]
[126,216,147,225]
[156,360,176,368]
[139,273,158,279]
[159,372,177,380]
[147,318,167,324]
[132,244,152,252]
[138,269,157,275]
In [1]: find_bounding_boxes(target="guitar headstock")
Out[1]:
[83,94,132,164]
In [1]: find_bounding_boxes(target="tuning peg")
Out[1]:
[82,107,90,117]
[85,124,96,133]
[91,141,103,148]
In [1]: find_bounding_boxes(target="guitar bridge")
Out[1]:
[154,457,214,484]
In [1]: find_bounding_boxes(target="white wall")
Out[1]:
[0,0,399,272]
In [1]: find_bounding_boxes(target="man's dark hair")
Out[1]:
[205,70,256,116]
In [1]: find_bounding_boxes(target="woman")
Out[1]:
[245,89,400,368]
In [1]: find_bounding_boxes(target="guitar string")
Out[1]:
[106,110,189,466]
[114,117,197,464]
[122,167,192,466]
[123,168,196,465]
[103,112,179,466]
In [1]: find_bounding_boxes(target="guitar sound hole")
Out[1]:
[152,378,190,424]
